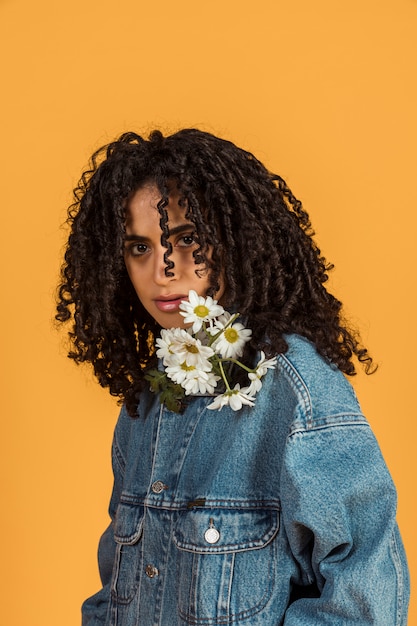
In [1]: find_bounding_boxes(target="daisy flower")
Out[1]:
[179,290,224,333]
[165,361,219,395]
[212,321,252,359]
[171,334,215,368]
[156,327,214,369]
[245,352,278,395]
[256,351,277,374]
[155,327,192,366]
[182,369,220,395]
[207,384,255,411]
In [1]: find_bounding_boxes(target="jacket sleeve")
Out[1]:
[281,421,410,625]
[81,409,129,626]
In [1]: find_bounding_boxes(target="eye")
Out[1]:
[126,242,149,257]
[176,233,197,248]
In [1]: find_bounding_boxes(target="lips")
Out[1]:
[154,294,187,313]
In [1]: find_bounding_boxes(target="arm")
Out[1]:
[81,409,129,626]
[281,422,409,625]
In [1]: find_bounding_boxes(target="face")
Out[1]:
[124,183,224,329]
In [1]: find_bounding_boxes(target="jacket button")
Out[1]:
[204,518,220,544]
[205,527,220,544]
[151,480,168,494]
[145,564,159,578]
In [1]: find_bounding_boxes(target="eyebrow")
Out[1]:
[124,223,195,241]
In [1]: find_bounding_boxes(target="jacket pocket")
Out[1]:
[111,502,144,604]
[173,507,279,624]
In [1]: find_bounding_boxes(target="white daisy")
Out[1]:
[206,392,230,411]
[155,327,192,366]
[212,322,252,359]
[245,352,278,395]
[171,334,215,368]
[165,360,219,395]
[182,369,220,395]
[179,290,224,333]
[254,352,278,377]
[245,373,263,396]
[207,384,255,411]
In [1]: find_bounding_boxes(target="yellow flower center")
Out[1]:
[194,305,209,318]
[185,344,199,354]
[180,362,195,372]
[224,327,239,343]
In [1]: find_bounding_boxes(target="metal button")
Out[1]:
[151,480,167,494]
[204,518,220,544]
[205,527,220,544]
[145,564,159,578]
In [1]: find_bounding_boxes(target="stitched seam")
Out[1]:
[288,420,370,438]
[390,530,405,626]
[277,353,312,425]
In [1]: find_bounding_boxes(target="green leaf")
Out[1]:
[145,368,185,413]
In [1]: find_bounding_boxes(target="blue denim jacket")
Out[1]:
[82,335,409,625]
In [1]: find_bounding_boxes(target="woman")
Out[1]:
[57,128,409,625]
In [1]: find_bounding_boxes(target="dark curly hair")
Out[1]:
[56,128,374,416]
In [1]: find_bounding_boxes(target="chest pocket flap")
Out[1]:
[173,507,279,554]
[114,502,144,545]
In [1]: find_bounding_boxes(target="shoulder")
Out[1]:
[112,389,159,464]
[274,334,366,430]
[112,404,135,468]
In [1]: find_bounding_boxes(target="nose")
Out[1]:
[153,246,177,285]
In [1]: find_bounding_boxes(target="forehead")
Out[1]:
[126,183,161,214]
[125,183,191,233]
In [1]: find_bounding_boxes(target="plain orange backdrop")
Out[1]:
[1,0,415,624]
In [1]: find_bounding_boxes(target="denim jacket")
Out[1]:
[82,334,409,625]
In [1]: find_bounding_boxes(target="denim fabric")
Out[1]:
[82,335,409,625]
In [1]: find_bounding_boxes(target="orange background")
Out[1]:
[1,0,415,623]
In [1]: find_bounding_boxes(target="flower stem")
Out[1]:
[219,360,232,392]
[220,358,256,373]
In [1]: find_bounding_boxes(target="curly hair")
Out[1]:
[56,128,374,416]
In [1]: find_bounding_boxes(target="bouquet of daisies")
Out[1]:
[145,290,277,412]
